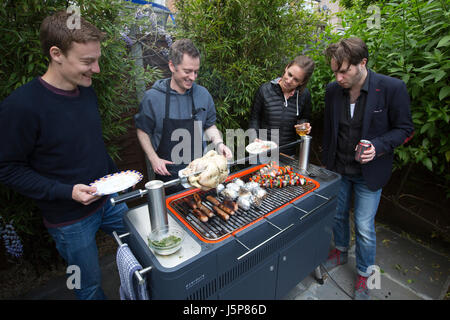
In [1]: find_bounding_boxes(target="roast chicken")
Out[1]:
[181,150,228,190]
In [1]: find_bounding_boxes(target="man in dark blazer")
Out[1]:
[321,38,414,299]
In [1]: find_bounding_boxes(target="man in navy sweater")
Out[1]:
[0,11,128,299]
[321,38,414,299]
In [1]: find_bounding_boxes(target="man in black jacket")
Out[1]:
[321,38,414,299]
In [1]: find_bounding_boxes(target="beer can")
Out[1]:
[355,139,371,163]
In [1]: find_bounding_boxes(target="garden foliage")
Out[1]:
[174,0,324,131]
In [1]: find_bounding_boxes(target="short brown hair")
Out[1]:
[324,37,369,70]
[286,55,315,94]
[40,10,105,60]
[168,39,200,66]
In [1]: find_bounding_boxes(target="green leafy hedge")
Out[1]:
[174,0,324,131]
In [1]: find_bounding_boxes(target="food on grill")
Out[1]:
[198,203,214,218]
[206,195,220,206]
[220,187,239,200]
[252,174,306,188]
[212,205,230,221]
[232,178,245,187]
[206,195,235,215]
[216,183,225,196]
[258,161,292,177]
[217,178,269,211]
[218,203,235,215]
[192,208,209,222]
[239,188,253,199]
[184,198,198,210]
[226,182,240,193]
[249,163,306,188]
[252,187,268,200]
[182,150,228,190]
[237,196,252,211]
[237,188,254,211]
[243,181,260,193]
[193,193,202,206]
[223,199,238,213]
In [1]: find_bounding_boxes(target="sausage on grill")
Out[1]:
[198,204,214,218]
[193,193,202,206]
[184,198,197,210]
[206,195,220,206]
[192,208,209,223]
[223,199,238,213]
[212,205,230,221]
[218,204,234,215]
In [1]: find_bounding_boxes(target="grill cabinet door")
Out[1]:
[218,256,277,300]
[275,228,317,299]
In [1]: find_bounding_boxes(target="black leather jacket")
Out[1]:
[249,79,312,155]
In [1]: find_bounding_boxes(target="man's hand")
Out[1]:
[150,157,173,176]
[218,143,233,160]
[358,144,376,164]
[72,184,101,205]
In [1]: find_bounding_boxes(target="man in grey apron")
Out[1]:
[135,39,232,194]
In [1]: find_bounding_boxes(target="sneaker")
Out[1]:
[354,275,370,300]
[322,248,348,271]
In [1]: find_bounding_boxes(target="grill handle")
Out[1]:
[292,192,335,221]
[235,223,294,261]
[110,170,206,206]
[110,189,148,206]
[112,231,153,285]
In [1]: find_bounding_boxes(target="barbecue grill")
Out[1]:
[114,155,341,300]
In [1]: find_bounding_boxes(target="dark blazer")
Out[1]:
[322,69,414,190]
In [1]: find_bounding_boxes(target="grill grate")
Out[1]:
[167,161,318,242]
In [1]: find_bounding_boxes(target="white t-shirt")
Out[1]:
[350,103,356,118]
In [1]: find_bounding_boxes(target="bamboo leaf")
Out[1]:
[439,86,450,101]
[437,35,450,48]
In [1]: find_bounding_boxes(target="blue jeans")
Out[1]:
[333,175,382,277]
[47,195,128,300]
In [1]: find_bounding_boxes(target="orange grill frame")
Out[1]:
[166,164,320,243]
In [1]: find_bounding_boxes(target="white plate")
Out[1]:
[246,140,278,154]
[89,170,143,195]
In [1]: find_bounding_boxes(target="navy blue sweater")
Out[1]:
[0,78,117,225]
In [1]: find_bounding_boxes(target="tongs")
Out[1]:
[110,169,205,206]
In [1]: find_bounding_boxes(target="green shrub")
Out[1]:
[174,0,324,132]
